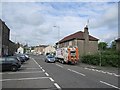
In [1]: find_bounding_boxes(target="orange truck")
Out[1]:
[55,47,79,64]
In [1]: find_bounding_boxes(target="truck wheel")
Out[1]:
[11,66,18,72]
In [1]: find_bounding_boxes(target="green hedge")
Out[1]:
[81,51,119,67]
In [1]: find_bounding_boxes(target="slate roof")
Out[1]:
[58,31,99,43]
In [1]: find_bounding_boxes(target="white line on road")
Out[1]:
[42,69,45,72]
[32,58,41,68]
[24,68,40,70]
[49,78,54,82]
[84,67,119,77]
[54,83,61,89]
[0,71,44,75]
[68,69,86,76]
[45,72,49,76]
[0,77,50,82]
[56,64,63,68]
[100,81,120,89]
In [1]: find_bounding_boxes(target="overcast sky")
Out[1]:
[1,0,118,46]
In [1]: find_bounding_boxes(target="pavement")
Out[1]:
[1,54,119,89]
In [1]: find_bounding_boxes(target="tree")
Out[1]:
[98,42,108,50]
[110,41,116,50]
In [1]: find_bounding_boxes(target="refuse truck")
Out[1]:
[55,47,79,64]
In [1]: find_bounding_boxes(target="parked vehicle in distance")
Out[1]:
[45,55,56,63]
[24,54,29,60]
[0,57,21,72]
[15,54,29,63]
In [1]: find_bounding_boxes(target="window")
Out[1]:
[6,58,15,61]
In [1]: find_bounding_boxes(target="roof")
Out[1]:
[115,38,120,42]
[58,31,99,43]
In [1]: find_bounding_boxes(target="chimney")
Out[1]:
[84,25,89,55]
[84,25,89,34]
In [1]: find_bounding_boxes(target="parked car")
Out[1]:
[15,54,29,62]
[23,54,29,60]
[15,54,26,63]
[0,57,21,72]
[45,55,56,63]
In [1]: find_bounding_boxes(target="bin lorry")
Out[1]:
[55,47,79,64]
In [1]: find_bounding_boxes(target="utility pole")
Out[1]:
[53,25,60,48]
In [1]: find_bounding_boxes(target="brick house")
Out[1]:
[115,38,120,51]
[56,25,99,56]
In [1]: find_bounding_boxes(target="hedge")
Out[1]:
[81,51,119,67]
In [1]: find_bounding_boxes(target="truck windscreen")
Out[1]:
[70,51,76,56]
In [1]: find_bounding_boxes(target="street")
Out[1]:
[1,54,119,89]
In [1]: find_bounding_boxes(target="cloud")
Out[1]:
[1,2,118,46]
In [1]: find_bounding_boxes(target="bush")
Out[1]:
[81,51,119,67]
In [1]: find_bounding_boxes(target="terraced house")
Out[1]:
[56,25,99,56]
[0,19,17,56]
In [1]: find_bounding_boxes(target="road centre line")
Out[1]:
[32,58,41,68]
[0,77,50,82]
[54,83,61,89]
[56,64,63,68]
[0,71,44,75]
[31,57,61,89]
[42,69,45,72]
[100,81,120,89]
[49,78,54,82]
[45,72,49,76]
[68,69,86,76]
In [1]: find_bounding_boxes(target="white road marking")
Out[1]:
[42,69,45,72]
[112,73,120,77]
[0,71,44,75]
[101,71,106,74]
[106,72,113,75]
[54,83,61,89]
[84,67,119,77]
[91,69,95,71]
[49,78,54,82]
[0,77,50,82]
[100,81,120,89]
[32,58,41,68]
[24,68,40,70]
[56,64,63,68]
[45,72,49,76]
[68,69,86,76]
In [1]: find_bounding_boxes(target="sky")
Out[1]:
[0,0,118,46]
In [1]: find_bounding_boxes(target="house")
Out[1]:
[115,38,120,51]
[34,45,48,54]
[0,19,17,56]
[44,45,56,55]
[56,25,99,56]
[8,40,17,56]
[17,46,24,54]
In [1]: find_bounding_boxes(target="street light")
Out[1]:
[53,25,60,48]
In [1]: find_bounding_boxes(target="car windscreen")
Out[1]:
[47,55,54,58]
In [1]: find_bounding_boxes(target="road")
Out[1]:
[1,54,119,89]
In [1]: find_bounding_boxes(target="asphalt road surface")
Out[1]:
[1,54,119,90]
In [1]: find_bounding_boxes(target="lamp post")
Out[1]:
[53,25,60,48]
